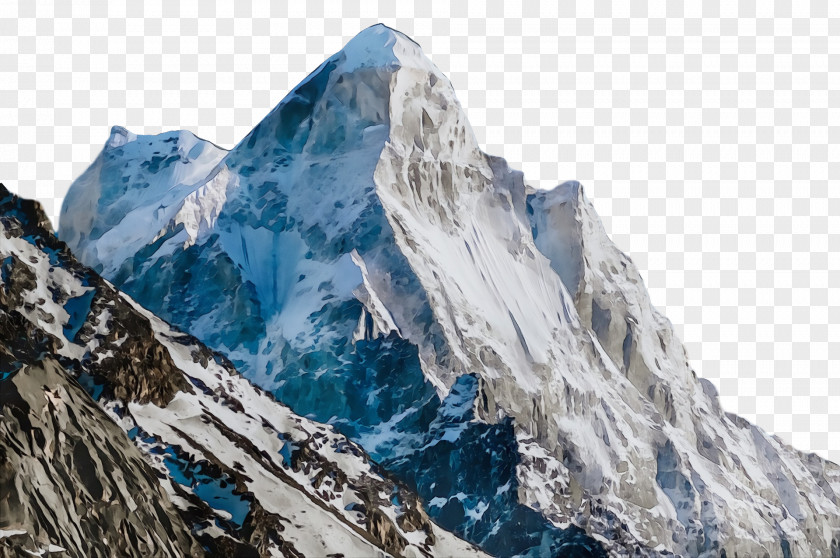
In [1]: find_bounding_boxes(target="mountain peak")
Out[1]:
[228,24,452,159]
[338,24,428,71]
[0,182,54,234]
[55,26,840,557]
[106,125,136,148]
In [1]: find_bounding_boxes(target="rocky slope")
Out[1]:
[0,182,484,557]
[0,359,203,558]
[58,25,840,557]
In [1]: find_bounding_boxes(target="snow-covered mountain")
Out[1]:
[0,183,484,557]
[57,24,840,557]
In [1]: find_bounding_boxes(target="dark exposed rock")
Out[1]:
[83,289,193,406]
[0,359,203,558]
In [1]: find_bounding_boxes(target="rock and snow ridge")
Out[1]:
[58,24,840,557]
[0,183,484,557]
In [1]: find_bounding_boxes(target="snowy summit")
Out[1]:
[2,24,838,558]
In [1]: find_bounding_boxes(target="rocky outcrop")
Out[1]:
[0,359,202,558]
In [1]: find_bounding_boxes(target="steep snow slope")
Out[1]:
[59,25,840,557]
[0,183,484,558]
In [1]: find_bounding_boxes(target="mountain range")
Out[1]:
[2,24,839,558]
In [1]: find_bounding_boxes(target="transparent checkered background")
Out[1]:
[1,0,838,461]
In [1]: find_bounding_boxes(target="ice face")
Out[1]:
[58,24,840,558]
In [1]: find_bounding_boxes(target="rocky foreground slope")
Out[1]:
[54,24,840,557]
[0,183,484,557]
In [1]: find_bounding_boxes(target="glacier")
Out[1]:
[58,24,840,557]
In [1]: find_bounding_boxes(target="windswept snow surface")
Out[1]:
[60,24,840,557]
